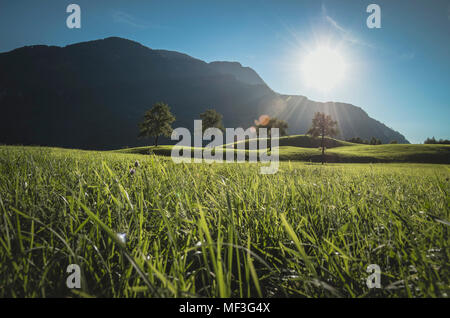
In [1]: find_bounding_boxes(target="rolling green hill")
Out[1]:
[115,135,450,164]
[225,134,357,148]
[278,144,450,163]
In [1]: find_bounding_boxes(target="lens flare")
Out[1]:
[255,115,270,126]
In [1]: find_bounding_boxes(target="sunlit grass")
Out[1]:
[0,145,449,297]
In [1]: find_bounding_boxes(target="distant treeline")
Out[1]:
[424,137,450,145]
[346,137,391,145]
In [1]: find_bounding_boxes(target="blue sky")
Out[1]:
[0,0,449,143]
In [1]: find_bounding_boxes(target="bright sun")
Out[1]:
[301,45,347,91]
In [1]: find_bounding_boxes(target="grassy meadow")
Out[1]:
[0,145,449,297]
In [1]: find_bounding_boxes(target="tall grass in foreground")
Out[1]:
[0,146,449,297]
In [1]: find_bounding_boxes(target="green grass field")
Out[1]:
[0,145,449,297]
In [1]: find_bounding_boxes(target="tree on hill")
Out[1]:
[268,118,289,137]
[200,109,225,132]
[138,102,175,147]
[307,112,338,164]
[390,140,398,144]
[254,116,288,151]
[254,116,289,137]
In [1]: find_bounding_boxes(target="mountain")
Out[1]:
[0,37,409,149]
[209,61,266,86]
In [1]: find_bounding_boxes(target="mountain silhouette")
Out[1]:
[209,61,267,86]
[0,37,409,149]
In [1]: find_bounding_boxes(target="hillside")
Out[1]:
[0,37,409,149]
[209,61,267,86]
[114,138,450,164]
[278,144,450,163]
[279,95,407,144]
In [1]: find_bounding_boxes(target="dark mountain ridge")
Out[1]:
[0,37,409,149]
[209,61,267,86]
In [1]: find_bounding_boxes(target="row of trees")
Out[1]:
[139,103,228,146]
[346,137,385,145]
[138,103,338,164]
[424,137,450,145]
[138,102,290,146]
[141,103,423,165]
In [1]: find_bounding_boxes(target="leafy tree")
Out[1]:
[268,118,288,136]
[255,116,288,151]
[200,109,225,132]
[307,112,338,164]
[138,102,175,147]
[390,140,398,144]
[254,116,288,137]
